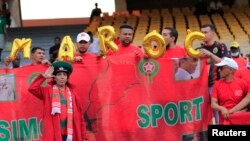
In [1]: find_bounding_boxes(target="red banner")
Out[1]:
[0,55,212,141]
[226,112,250,125]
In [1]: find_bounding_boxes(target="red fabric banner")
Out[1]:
[227,112,250,125]
[0,55,212,141]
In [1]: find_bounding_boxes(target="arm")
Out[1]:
[90,10,94,21]
[4,56,12,67]
[229,93,250,113]
[211,97,230,119]
[28,66,54,100]
[41,59,51,65]
[28,74,47,100]
[199,48,222,63]
[134,46,145,58]
[49,47,53,60]
[3,22,9,41]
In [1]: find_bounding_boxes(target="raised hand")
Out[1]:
[41,59,52,65]
[42,66,55,78]
[4,56,12,67]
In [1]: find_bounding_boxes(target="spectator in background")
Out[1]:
[49,36,61,63]
[86,31,101,56]
[198,24,230,124]
[0,10,8,62]
[209,0,224,15]
[235,51,250,84]
[90,3,102,23]
[211,57,250,124]
[194,0,208,16]
[2,0,8,9]
[2,3,11,28]
[229,41,247,69]
[199,24,230,90]
[161,27,187,58]
[29,47,51,66]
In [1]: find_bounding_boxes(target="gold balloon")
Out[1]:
[10,38,32,61]
[97,25,118,55]
[98,34,107,55]
[106,41,119,52]
[142,30,166,59]
[57,36,75,62]
[184,29,205,58]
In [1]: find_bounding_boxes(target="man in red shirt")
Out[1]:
[161,27,187,58]
[235,51,250,83]
[199,24,230,124]
[4,47,51,67]
[108,24,144,58]
[229,41,247,69]
[74,32,97,63]
[211,57,250,124]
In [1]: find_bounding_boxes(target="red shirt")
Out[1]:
[212,77,250,124]
[232,57,247,69]
[107,44,144,58]
[74,52,97,63]
[235,68,250,84]
[162,45,187,58]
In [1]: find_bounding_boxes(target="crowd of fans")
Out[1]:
[1,1,250,140]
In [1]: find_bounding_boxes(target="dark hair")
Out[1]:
[163,27,178,43]
[119,24,134,30]
[54,36,61,41]
[201,24,216,32]
[31,47,45,53]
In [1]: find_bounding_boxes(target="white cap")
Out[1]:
[76,32,90,43]
[215,57,238,70]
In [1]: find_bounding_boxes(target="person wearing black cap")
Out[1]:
[28,61,88,141]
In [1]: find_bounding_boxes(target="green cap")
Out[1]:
[52,61,73,75]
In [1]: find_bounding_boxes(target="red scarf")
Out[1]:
[52,85,73,141]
